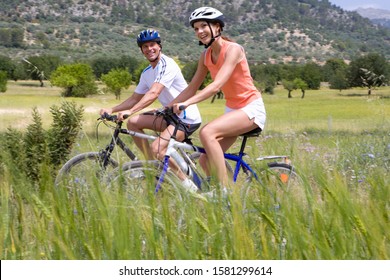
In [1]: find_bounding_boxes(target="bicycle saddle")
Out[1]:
[240,127,262,137]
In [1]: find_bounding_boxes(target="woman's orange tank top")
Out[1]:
[204,40,261,109]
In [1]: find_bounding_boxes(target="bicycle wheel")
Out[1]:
[55,152,118,188]
[241,162,302,211]
[108,160,178,199]
[109,160,189,230]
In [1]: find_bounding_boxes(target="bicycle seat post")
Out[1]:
[239,136,248,155]
[238,127,262,155]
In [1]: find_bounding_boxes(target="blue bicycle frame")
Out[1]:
[155,132,260,193]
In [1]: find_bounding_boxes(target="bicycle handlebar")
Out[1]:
[99,106,186,122]
[98,112,130,122]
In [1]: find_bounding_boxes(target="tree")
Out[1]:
[329,69,349,91]
[23,55,62,86]
[101,69,132,100]
[282,79,297,98]
[293,78,308,98]
[0,55,15,79]
[347,53,389,93]
[0,71,7,92]
[360,68,387,95]
[50,63,98,97]
[22,58,46,87]
[90,57,121,79]
[300,62,321,90]
[323,58,348,82]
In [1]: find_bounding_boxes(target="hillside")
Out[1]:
[356,8,390,28]
[0,0,389,64]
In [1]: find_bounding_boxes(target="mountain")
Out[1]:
[0,0,389,64]
[355,8,390,28]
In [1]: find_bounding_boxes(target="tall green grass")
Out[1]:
[0,81,389,259]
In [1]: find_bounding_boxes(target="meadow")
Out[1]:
[0,81,389,260]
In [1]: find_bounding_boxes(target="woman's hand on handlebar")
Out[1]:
[116,111,131,121]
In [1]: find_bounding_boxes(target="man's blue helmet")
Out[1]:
[137,29,161,47]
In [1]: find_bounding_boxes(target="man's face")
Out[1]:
[141,41,161,62]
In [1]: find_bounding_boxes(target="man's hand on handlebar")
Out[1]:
[99,108,130,122]
[172,103,188,114]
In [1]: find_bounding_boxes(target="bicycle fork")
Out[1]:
[155,155,171,194]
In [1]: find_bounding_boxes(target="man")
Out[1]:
[100,29,202,191]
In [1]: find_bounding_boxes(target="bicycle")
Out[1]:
[54,109,208,200]
[110,107,301,211]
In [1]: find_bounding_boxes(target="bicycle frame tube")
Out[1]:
[171,140,259,183]
[102,128,121,167]
[115,137,137,160]
[223,153,258,182]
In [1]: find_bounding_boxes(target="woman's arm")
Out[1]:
[169,52,208,106]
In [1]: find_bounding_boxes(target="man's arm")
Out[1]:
[100,92,143,116]
[127,82,165,115]
[111,93,143,113]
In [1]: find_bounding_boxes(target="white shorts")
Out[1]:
[225,98,266,130]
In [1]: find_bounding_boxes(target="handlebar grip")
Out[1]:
[179,105,186,111]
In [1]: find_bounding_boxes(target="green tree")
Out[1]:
[323,58,348,82]
[347,53,389,92]
[300,62,321,90]
[282,79,297,98]
[329,69,349,91]
[101,69,132,100]
[23,55,62,86]
[90,56,121,79]
[360,68,387,95]
[0,71,7,92]
[293,78,308,98]
[0,55,15,78]
[50,63,98,97]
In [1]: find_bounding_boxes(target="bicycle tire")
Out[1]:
[55,152,119,187]
[109,160,185,200]
[109,160,189,230]
[241,162,302,210]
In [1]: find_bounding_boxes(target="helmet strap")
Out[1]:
[150,48,161,63]
[199,22,221,48]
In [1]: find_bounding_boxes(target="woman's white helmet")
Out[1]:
[189,7,225,28]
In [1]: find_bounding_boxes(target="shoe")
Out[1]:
[202,187,229,201]
[181,178,208,201]
[182,178,199,193]
[129,169,145,179]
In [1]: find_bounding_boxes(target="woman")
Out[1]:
[172,7,266,187]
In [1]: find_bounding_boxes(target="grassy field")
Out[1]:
[0,81,389,260]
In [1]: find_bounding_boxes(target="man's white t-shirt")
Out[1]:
[135,54,202,125]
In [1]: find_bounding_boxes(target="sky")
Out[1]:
[329,0,390,11]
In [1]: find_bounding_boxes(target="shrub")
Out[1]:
[1,101,84,184]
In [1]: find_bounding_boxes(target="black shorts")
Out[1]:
[165,114,201,138]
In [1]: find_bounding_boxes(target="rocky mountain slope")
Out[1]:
[0,0,389,63]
